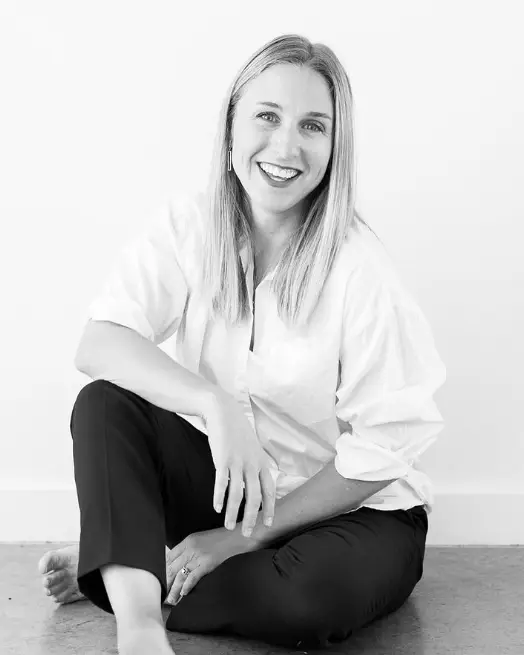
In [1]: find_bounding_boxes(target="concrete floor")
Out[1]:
[1,544,523,655]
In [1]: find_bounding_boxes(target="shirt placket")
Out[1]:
[235,258,256,429]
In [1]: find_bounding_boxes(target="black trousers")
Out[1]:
[70,379,428,650]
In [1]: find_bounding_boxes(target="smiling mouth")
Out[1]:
[259,161,302,173]
[257,162,302,182]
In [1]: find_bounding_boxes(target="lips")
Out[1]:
[257,163,302,187]
[258,162,303,175]
[257,163,303,182]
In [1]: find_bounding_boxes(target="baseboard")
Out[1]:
[0,489,522,545]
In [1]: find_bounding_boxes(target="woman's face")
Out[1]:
[230,63,334,225]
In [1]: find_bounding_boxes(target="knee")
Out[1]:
[270,584,336,649]
[70,380,116,436]
[74,379,111,409]
[274,570,376,648]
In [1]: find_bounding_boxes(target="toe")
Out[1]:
[48,580,67,596]
[43,571,65,588]
[38,551,58,575]
[53,586,79,604]
[52,590,68,604]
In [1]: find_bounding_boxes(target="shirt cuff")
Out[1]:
[87,300,155,343]
[334,431,413,481]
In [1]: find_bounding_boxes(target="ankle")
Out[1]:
[118,614,164,635]
[118,617,169,652]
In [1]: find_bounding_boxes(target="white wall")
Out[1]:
[1,1,522,545]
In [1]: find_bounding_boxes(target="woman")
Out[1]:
[38,34,446,653]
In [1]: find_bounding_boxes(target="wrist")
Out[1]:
[237,511,279,549]
[200,385,227,421]
[230,522,262,552]
[249,519,275,549]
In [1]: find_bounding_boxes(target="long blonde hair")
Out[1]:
[200,33,381,327]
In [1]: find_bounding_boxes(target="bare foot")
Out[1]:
[37,544,86,604]
[38,544,174,606]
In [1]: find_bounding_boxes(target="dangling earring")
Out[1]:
[227,147,232,172]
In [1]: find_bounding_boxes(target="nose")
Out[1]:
[271,125,301,160]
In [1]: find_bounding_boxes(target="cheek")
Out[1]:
[320,141,333,165]
[308,140,331,165]
[234,139,264,168]
[309,152,331,182]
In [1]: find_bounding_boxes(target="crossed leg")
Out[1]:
[166,506,427,649]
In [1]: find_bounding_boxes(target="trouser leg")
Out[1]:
[70,377,427,648]
[70,379,238,615]
[166,504,428,649]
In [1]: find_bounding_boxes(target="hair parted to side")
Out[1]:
[200,33,381,328]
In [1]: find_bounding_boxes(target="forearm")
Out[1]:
[74,320,219,419]
[244,459,397,547]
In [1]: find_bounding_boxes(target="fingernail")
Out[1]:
[265,517,273,527]
[226,520,234,530]
[243,528,252,538]
[215,504,222,513]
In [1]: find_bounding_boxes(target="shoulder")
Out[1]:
[337,221,419,315]
[162,187,208,242]
[338,221,397,288]
[141,187,209,263]
[134,188,208,286]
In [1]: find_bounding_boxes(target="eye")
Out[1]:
[257,112,324,133]
[258,112,278,123]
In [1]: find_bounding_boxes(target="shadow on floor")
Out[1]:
[1,544,523,654]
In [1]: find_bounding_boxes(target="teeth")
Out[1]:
[260,162,299,179]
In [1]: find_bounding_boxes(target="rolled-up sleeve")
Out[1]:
[86,199,190,345]
[334,260,446,482]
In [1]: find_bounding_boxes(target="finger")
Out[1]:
[165,543,187,590]
[166,559,179,595]
[180,564,208,598]
[260,467,276,527]
[167,563,190,605]
[167,541,185,563]
[224,467,244,530]
[241,468,262,538]
[213,467,229,513]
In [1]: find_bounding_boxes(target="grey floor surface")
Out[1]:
[1,544,523,654]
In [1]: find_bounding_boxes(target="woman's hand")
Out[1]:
[165,526,259,605]
[204,389,277,537]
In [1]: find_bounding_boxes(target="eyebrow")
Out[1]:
[256,101,332,121]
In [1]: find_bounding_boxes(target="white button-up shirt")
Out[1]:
[87,191,446,514]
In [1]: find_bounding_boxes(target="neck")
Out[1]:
[251,216,302,260]
[248,197,305,256]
